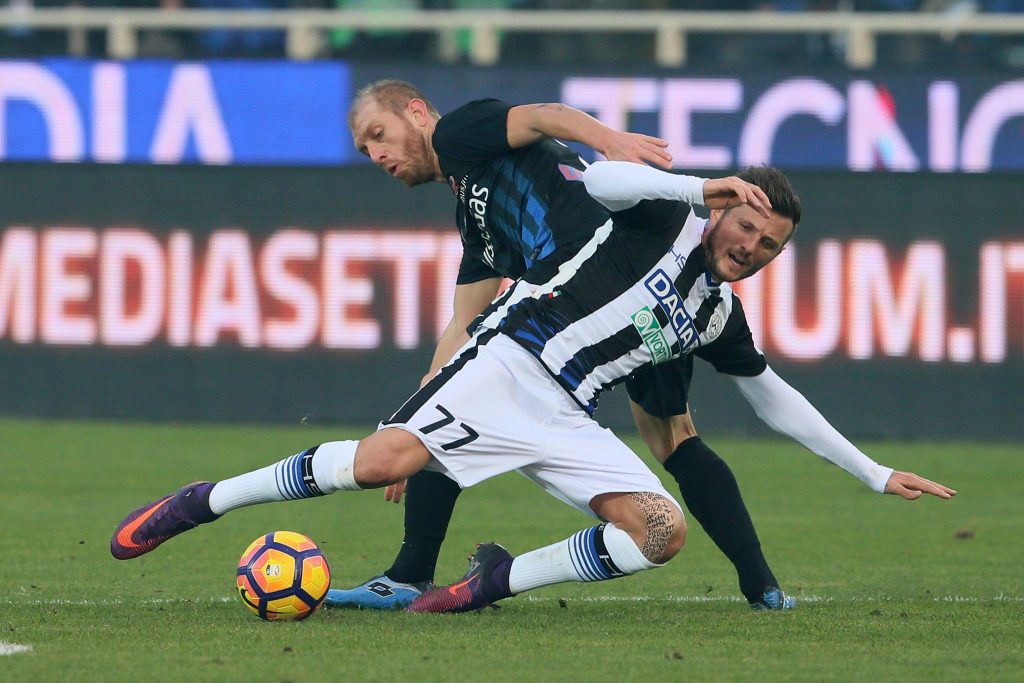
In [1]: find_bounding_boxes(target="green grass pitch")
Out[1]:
[1,417,1021,682]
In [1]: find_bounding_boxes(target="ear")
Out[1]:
[407,99,430,126]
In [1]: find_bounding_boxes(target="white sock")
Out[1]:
[209,440,361,515]
[507,523,659,594]
[311,441,362,492]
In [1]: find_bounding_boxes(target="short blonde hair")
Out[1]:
[347,79,440,131]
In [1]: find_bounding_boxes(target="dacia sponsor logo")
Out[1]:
[631,306,671,364]
[644,270,699,351]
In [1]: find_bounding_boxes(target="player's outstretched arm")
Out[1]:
[581,160,773,219]
[885,471,957,500]
[582,160,707,212]
[506,104,673,169]
[731,365,955,499]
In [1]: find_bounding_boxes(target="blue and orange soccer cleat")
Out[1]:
[324,575,432,610]
[750,587,797,611]
[110,481,219,560]
[407,543,514,613]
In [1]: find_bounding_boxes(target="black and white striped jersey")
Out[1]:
[477,198,767,413]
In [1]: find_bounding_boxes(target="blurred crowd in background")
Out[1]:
[3,0,1024,68]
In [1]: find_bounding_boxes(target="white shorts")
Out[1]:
[380,332,680,519]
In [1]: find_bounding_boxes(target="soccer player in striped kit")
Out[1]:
[111,157,954,613]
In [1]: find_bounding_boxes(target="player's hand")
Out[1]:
[384,479,408,504]
[884,471,957,500]
[599,131,673,170]
[703,177,773,218]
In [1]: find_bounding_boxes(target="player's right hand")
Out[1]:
[884,471,957,500]
[703,176,773,218]
[384,479,408,504]
[600,131,673,170]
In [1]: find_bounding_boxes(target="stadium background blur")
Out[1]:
[1,1,1023,440]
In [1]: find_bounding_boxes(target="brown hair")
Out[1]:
[736,165,802,229]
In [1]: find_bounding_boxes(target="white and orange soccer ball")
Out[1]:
[235,531,331,621]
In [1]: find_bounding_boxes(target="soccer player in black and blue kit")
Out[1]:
[330,79,793,610]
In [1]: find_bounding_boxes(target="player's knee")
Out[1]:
[591,491,686,563]
[630,493,685,564]
[649,503,686,563]
[352,446,395,487]
[353,429,429,487]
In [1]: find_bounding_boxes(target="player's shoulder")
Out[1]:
[434,99,516,163]
[612,198,692,235]
[436,99,512,135]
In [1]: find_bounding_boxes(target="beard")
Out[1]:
[398,123,435,187]
[703,221,756,283]
[702,222,730,282]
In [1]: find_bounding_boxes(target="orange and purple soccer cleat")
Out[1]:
[407,542,514,613]
[110,481,219,560]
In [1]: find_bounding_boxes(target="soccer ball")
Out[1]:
[236,531,331,621]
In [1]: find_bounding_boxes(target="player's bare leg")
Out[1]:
[631,403,698,462]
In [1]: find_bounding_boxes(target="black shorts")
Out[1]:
[624,355,693,419]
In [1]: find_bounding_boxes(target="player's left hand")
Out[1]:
[384,479,408,504]
[884,471,957,500]
[599,130,673,170]
[703,177,773,218]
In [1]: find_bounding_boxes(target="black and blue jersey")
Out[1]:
[432,99,609,284]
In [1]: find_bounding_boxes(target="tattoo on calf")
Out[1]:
[628,492,676,562]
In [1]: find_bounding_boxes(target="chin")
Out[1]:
[716,268,744,283]
[716,258,753,282]
[708,262,732,283]
[403,174,432,187]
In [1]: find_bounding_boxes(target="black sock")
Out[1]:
[384,469,462,584]
[663,437,778,604]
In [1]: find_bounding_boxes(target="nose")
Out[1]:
[738,233,758,254]
[366,142,387,165]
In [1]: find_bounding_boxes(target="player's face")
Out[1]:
[350,99,436,187]
[702,204,794,282]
